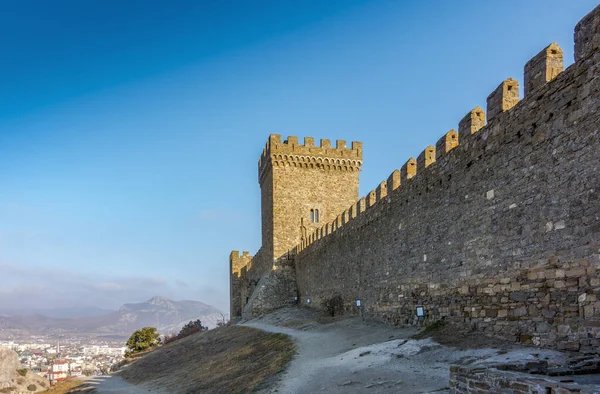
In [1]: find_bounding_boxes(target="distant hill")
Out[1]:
[95,296,226,334]
[0,296,226,340]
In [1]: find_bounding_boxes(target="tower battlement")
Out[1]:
[257,134,362,260]
[258,134,362,184]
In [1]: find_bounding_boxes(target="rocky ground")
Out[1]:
[241,307,570,394]
[0,347,50,393]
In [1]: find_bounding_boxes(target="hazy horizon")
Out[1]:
[0,295,225,318]
[1,0,597,314]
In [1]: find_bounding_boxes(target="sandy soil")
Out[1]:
[242,307,568,394]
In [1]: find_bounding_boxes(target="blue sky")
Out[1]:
[0,0,596,313]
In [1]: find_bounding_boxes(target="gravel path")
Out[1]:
[242,310,567,394]
[242,320,449,393]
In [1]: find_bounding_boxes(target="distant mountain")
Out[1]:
[94,296,225,334]
[0,296,226,340]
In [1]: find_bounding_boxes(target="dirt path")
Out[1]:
[242,320,450,393]
[79,375,164,393]
[242,308,567,394]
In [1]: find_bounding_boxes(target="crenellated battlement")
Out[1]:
[458,107,485,139]
[229,250,254,317]
[524,42,564,96]
[257,133,362,260]
[233,5,600,351]
[293,5,600,253]
[258,134,363,184]
[229,250,252,277]
[487,78,520,121]
[436,129,458,159]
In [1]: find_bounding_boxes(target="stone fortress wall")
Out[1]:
[231,4,600,351]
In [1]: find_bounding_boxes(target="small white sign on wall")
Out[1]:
[415,306,425,317]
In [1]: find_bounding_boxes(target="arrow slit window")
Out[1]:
[310,209,320,223]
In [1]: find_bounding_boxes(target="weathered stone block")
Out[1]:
[367,189,377,208]
[386,169,400,195]
[524,43,564,96]
[557,325,572,336]
[458,107,486,139]
[436,129,459,160]
[401,157,417,180]
[536,322,551,333]
[417,145,436,169]
[513,307,528,317]
[566,268,586,278]
[527,271,538,280]
[566,341,581,351]
[376,181,387,201]
[575,4,600,61]
[510,292,529,302]
[487,78,519,121]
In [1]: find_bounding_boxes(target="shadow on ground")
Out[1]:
[61,376,151,394]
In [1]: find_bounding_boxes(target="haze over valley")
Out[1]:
[0,296,225,341]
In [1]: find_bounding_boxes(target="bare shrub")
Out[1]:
[322,295,344,317]
[164,320,207,345]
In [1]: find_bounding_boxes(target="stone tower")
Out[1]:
[258,134,362,260]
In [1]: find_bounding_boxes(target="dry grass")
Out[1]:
[44,378,91,394]
[118,325,295,393]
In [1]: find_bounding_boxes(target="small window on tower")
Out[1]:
[310,209,320,223]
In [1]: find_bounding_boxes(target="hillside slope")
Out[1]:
[116,325,295,393]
